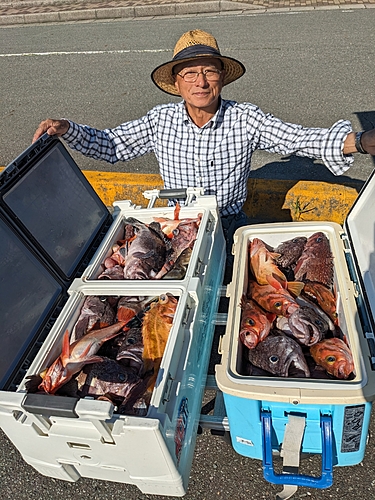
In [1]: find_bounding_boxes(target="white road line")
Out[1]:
[0,49,170,57]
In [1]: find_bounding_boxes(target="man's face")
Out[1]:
[173,58,225,112]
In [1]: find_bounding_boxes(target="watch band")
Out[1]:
[355,131,367,154]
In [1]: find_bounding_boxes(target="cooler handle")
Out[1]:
[261,410,333,489]
[143,187,205,208]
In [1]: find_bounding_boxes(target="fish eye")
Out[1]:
[126,337,136,345]
[247,318,256,326]
[274,301,282,309]
[159,294,168,303]
[314,319,324,327]
[316,236,323,243]
[118,373,127,382]
[326,356,336,363]
[172,228,179,236]
[269,355,279,364]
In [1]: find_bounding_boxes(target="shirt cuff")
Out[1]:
[61,120,81,144]
[321,119,354,175]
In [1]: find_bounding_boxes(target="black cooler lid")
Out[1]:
[0,212,65,390]
[0,134,112,284]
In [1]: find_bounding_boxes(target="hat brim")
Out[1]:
[151,54,246,96]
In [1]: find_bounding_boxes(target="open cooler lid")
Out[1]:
[345,168,375,332]
[0,134,112,284]
[0,212,66,391]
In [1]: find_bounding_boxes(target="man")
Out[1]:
[32,29,375,259]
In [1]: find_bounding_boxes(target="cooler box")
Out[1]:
[216,170,375,488]
[0,134,226,496]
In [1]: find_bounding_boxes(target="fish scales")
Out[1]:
[294,232,334,288]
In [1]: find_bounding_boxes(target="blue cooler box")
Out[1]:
[216,170,375,489]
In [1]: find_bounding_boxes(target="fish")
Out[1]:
[38,321,126,394]
[98,265,126,280]
[116,295,156,324]
[162,247,192,279]
[75,357,147,407]
[274,236,307,271]
[302,281,338,324]
[294,232,334,288]
[122,218,169,279]
[248,280,300,317]
[153,203,202,238]
[247,331,310,377]
[282,305,330,346]
[295,294,336,335]
[310,337,354,379]
[249,237,288,289]
[142,293,178,391]
[154,220,200,279]
[71,295,116,343]
[116,327,144,375]
[239,295,275,349]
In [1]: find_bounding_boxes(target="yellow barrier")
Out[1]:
[0,166,362,225]
[82,171,363,226]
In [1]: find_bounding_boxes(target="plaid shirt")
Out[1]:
[63,99,353,216]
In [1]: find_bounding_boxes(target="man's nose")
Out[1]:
[195,72,209,86]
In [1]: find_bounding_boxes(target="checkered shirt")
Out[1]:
[62,99,353,216]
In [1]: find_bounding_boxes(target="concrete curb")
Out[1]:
[1,0,373,25]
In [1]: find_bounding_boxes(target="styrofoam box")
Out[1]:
[215,221,375,465]
[0,279,223,496]
[79,197,222,289]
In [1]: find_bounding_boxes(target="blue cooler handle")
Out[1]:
[261,410,333,489]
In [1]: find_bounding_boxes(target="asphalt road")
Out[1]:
[1,10,375,182]
[2,11,375,500]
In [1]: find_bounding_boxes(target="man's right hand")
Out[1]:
[32,119,70,143]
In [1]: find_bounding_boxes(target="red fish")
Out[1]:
[310,337,354,379]
[38,321,126,394]
[239,295,275,349]
[294,232,334,288]
[302,281,338,324]
[249,238,287,288]
[248,280,300,317]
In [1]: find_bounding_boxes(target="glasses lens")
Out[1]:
[180,69,221,82]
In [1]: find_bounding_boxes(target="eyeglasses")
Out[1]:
[176,69,222,83]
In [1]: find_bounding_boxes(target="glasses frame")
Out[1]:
[176,68,223,83]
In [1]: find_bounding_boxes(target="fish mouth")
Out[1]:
[239,329,260,349]
[284,352,310,378]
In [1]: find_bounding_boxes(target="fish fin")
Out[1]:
[61,329,71,358]
[287,281,305,296]
[265,275,285,290]
[174,203,181,220]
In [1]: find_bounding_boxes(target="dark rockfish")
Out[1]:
[162,247,192,280]
[274,236,307,271]
[239,295,275,349]
[116,327,144,375]
[122,218,168,279]
[154,220,200,279]
[294,232,334,288]
[278,305,329,346]
[310,337,354,379]
[76,357,146,406]
[248,331,310,377]
[71,295,116,342]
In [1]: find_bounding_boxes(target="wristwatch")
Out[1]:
[355,131,367,154]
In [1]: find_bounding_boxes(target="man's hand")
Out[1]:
[32,119,70,143]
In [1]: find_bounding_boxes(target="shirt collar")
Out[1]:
[180,97,223,129]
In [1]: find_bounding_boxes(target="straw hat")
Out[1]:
[151,29,246,96]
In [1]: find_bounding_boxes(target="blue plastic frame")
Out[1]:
[261,410,333,489]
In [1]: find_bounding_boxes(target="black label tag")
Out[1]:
[341,405,365,453]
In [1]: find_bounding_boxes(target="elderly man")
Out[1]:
[32,29,375,261]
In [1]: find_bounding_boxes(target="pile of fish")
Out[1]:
[239,232,355,380]
[98,204,202,280]
[26,293,179,415]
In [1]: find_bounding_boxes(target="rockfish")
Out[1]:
[71,295,116,343]
[116,327,144,375]
[239,295,275,349]
[248,331,310,377]
[280,305,330,346]
[294,232,334,288]
[249,237,287,289]
[248,280,300,317]
[310,337,354,379]
[302,281,338,324]
[274,236,307,272]
[38,321,126,394]
[122,218,169,279]
[142,293,178,391]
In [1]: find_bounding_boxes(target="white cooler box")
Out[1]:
[0,134,226,496]
[216,170,375,489]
